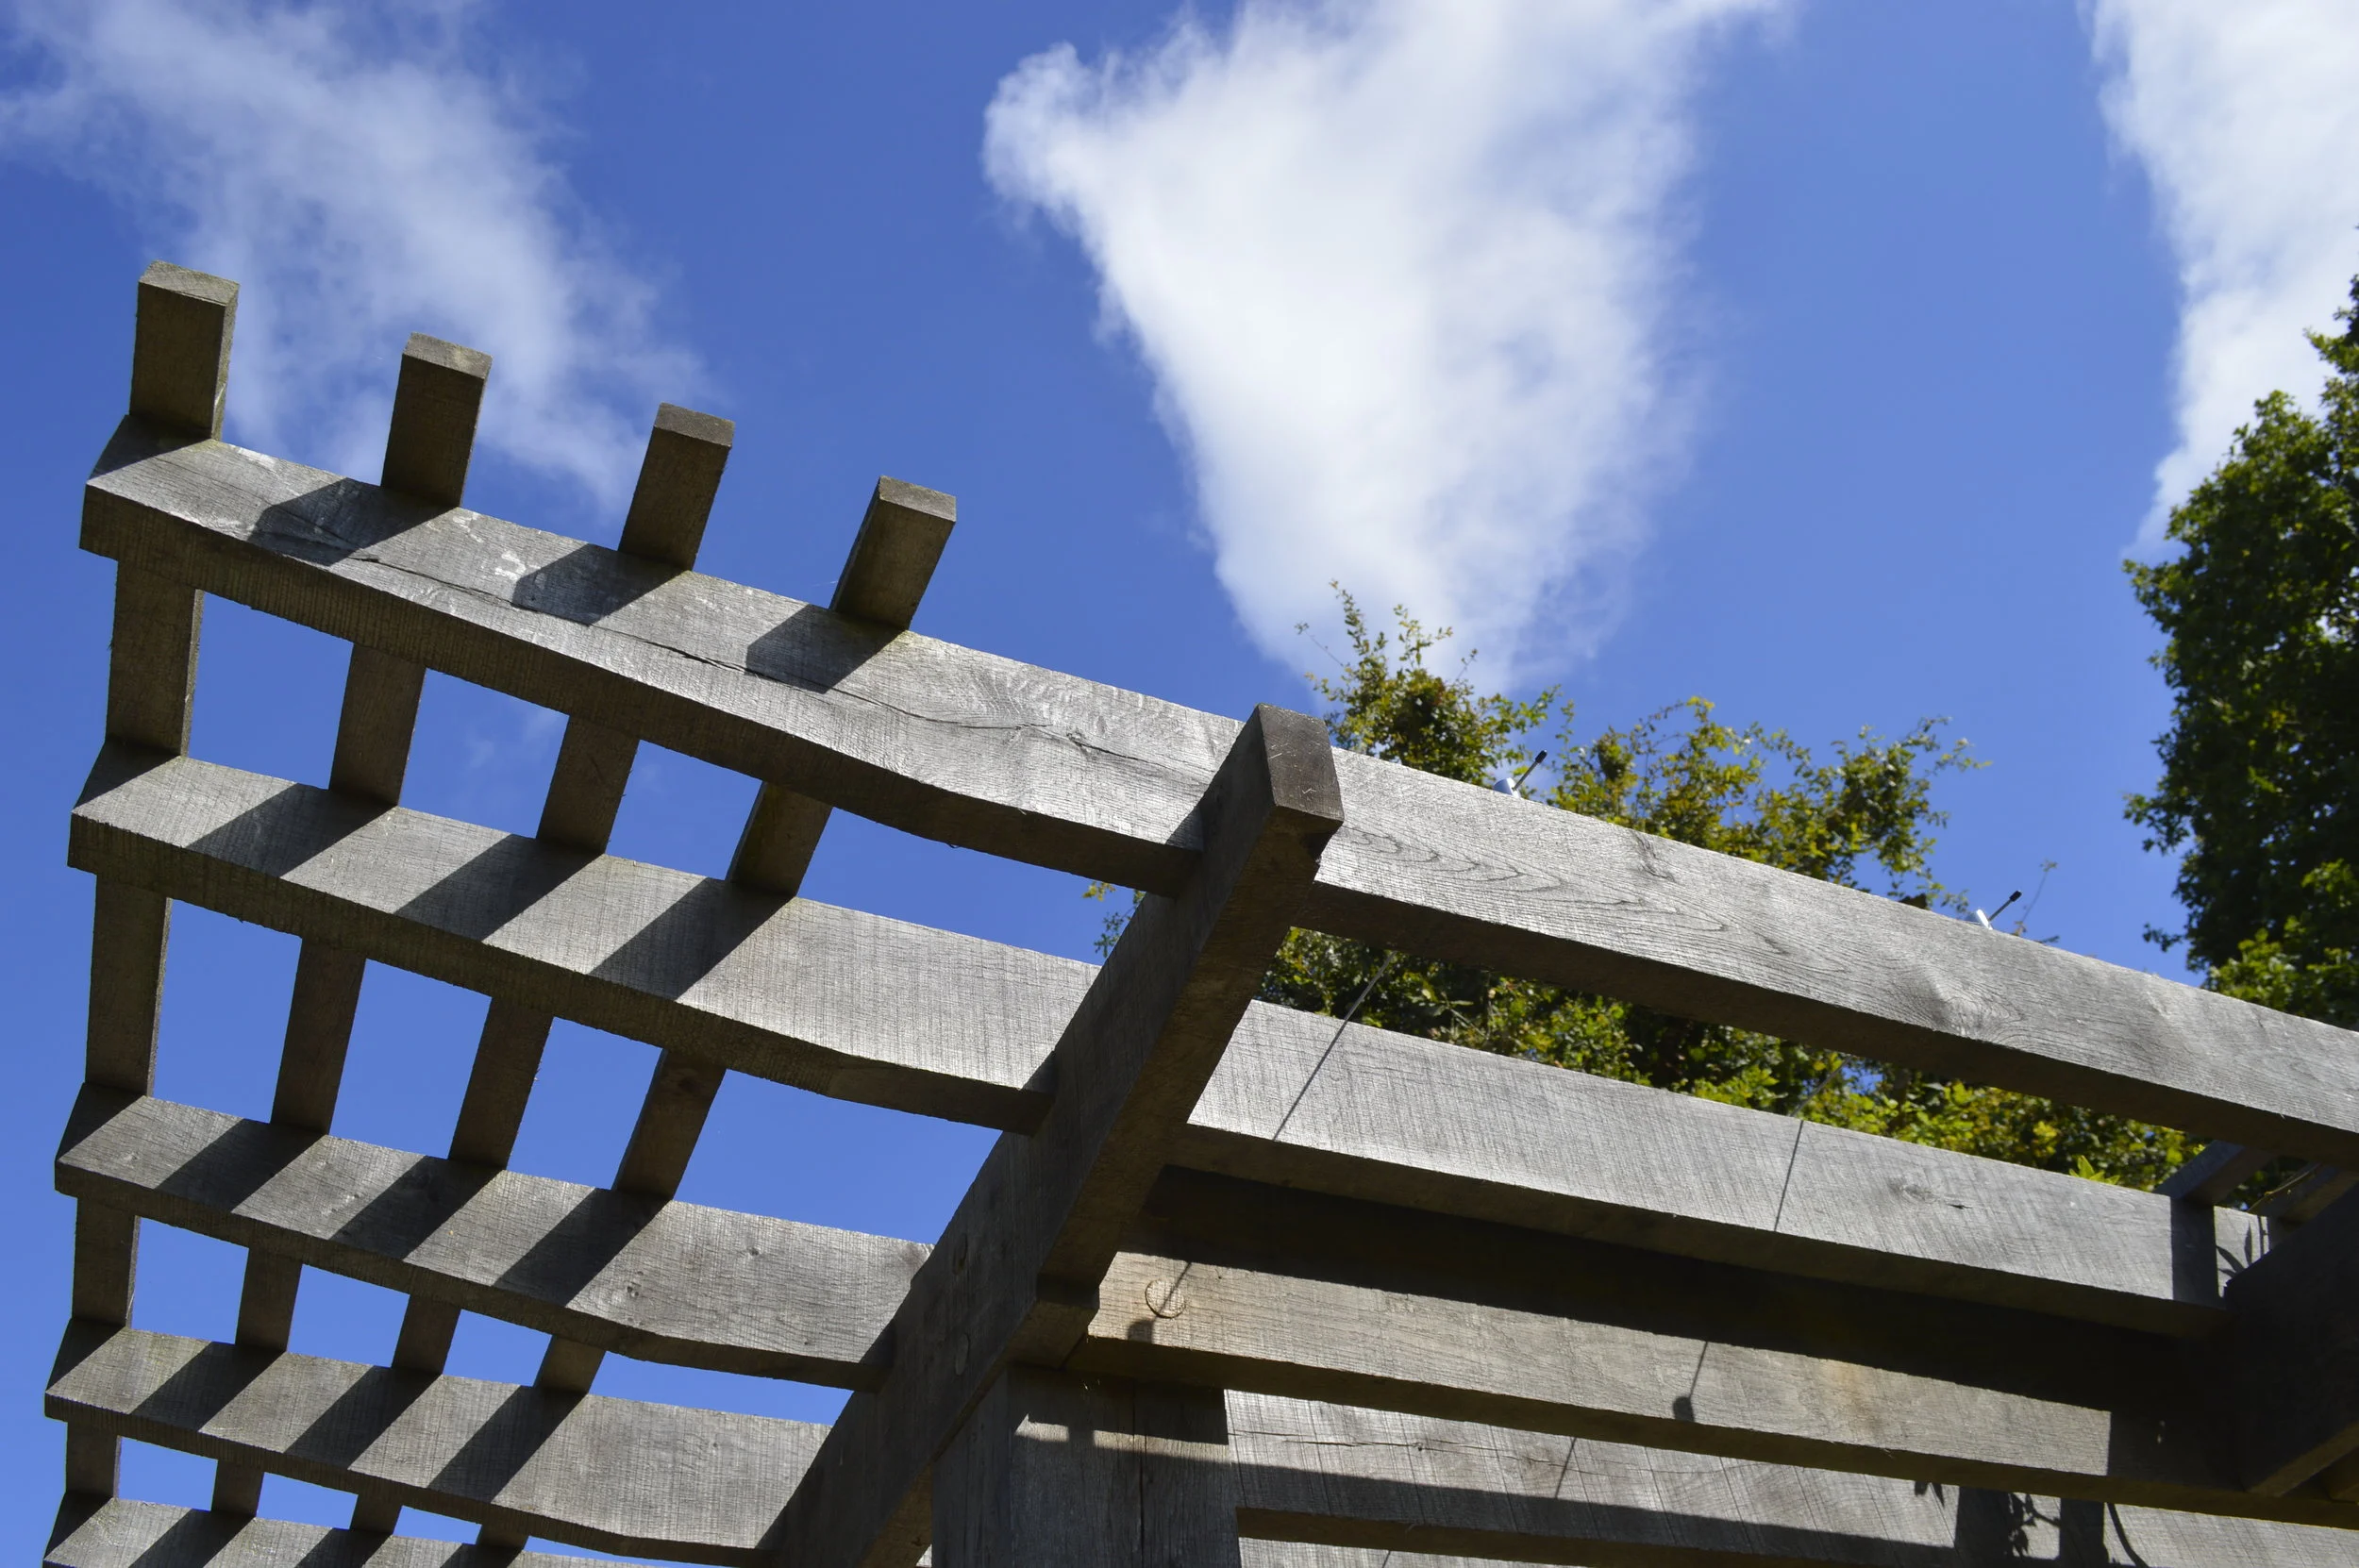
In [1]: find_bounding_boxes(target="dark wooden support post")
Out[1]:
[935,1366,1241,1568]
[214,332,490,1519]
[773,703,1341,1568]
[68,261,235,1500]
[2223,1186,2359,1496]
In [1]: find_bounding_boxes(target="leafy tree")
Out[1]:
[2128,276,2359,1030]
[1101,589,2193,1187]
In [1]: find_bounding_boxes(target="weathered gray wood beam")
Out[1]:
[46,1089,2355,1564]
[129,262,236,438]
[1229,1396,2359,1567]
[935,1366,1242,1568]
[47,1497,628,1568]
[57,1088,918,1383]
[47,1325,823,1566]
[1075,1243,2359,1528]
[215,331,490,1519]
[778,706,1344,1568]
[80,430,2359,1163]
[70,746,2265,1339]
[72,261,237,1499]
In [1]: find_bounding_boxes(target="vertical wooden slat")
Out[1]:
[127,261,236,439]
[69,262,234,1500]
[363,404,732,1541]
[214,331,490,1519]
[524,474,963,1424]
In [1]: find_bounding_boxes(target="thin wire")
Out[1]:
[1269,952,1400,1143]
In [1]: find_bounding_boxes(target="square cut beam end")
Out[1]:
[618,403,735,569]
[832,477,957,631]
[129,263,237,439]
[382,335,493,508]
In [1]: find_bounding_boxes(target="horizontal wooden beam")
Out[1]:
[80,429,2359,1162]
[57,1089,918,1387]
[72,745,2262,1339]
[67,1087,2351,1536]
[46,1496,627,1568]
[46,1325,820,1565]
[1075,1241,2355,1527]
[1230,1396,2359,1567]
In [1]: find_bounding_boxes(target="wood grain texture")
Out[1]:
[778,708,1344,1568]
[71,745,1068,1129]
[79,430,2359,1159]
[618,403,733,569]
[47,1497,630,1568]
[59,1089,920,1386]
[106,565,203,755]
[1229,1395,2359,1566]
[935,1366,1241,1568]
[379,336,489,508]
[128,262,236,438]
[79,552,206,1500]
[833,478,956,631]
[1077,1247,2359,1527]
[47,1325,823,1565]
[72,745,2264,1336]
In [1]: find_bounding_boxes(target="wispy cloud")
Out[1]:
[1,0,693,504]
[2089,0,2359,541]
[985,0,1777,681]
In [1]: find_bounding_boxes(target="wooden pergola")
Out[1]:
[43,261,2359,1567]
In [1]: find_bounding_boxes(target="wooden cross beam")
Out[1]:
[773,705,1343,1565]
[68,747,2264,1340]
[78,428,2359,1168]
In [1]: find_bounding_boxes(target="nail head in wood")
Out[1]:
[381,334,492,509]
[617,404,733,570]
[831,477,956,631]
[129,262,237,438]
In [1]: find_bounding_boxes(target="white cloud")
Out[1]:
[1,0,693,504]
[985,0,1774,681]
[2089,0,2359,540]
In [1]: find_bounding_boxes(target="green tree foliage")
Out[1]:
[1095,589,2193,1185]
[2127,277,2359,1030]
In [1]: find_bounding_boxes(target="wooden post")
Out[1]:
[935,1366,1241,1568]
[128,261,236,439]
[69,261,235,1500]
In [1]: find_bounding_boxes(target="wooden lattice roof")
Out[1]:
[43,261,2359,1568]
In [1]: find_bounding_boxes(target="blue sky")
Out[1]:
[2,0,2355,1555]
